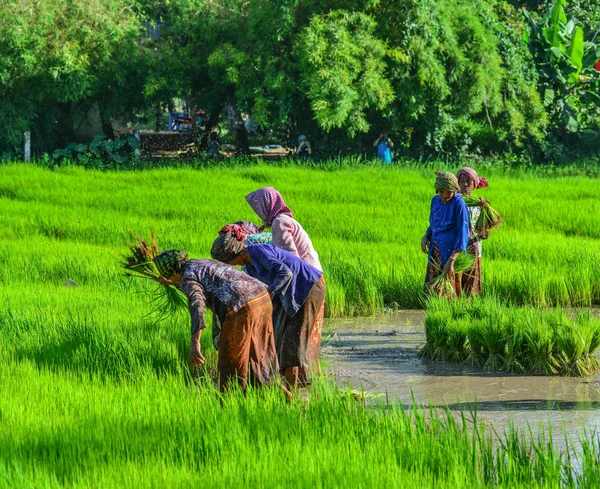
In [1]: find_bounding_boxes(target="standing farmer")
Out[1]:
[373,132,393,163]
[456,167,490,296]
[421,172,469,297]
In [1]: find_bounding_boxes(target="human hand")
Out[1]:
[443,258,455,276]
[157,276,173,286]
[421,236,430,254]
[189,342,205,366]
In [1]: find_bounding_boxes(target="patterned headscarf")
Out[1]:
[245,187,293,229]
[456,167,489,189]
[211,232,247,263]
[219,223,249,241]
[434,172,460,193]
[153,249,188,278]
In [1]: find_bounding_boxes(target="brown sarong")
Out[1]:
[424,245,462,298]
[218,292,279,392]
[272,276,327,373]
[460,242,482,297]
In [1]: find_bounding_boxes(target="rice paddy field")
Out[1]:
[1,160,600,487]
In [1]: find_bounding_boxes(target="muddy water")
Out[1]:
[322,311,600,445]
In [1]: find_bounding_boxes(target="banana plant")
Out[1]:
[523,0,600,133]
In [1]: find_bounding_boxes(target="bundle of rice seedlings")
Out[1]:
[555,323,588,377]
[446,319,469,363]
[427,253,476,298]
[122,233,188,320]
[523,321,559,375]
[480,321,506,371]
[461,195,503,236]
[465,320,487,368]
[419,311,449,360]
[502,313,525,373]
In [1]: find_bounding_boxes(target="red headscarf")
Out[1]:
[245,187,294,230]
[456,167,488,189]
[218,224,248,241]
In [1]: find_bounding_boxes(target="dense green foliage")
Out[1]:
[421,297,600,376]
[3,0,598,159]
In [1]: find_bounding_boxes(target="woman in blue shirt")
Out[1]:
[211,233,326,392]
[421,172,469,297]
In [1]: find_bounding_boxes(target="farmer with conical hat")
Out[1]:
[455,167,490,296]
[421,172,470,297]
[210,235,325,392]
[152,249,281,394]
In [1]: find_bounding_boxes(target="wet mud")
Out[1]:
[322,310,600,445]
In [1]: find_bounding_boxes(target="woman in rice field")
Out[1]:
[455,167,489,296]
[421,172,470,297]
[245,187,322,271]
[210,234,326,391]
[245,187,325,385]
[152,249,282,394]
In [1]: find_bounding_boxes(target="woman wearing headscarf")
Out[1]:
[152,250,282,394]
[245,187,322,271]
[455,167,490,296]
[210,234,326,391]
[421,172,470,297]
[245,187,324,385]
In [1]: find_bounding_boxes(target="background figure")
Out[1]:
[296,135,312,160]
[206,131,220,158]
[373,132,393,163]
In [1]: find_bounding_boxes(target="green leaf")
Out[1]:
[567,27,584,84]
[562,101,578,133]
[543,88,555,105]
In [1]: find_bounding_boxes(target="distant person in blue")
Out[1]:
[296,135,312,160]
[421,172,469,297]
[373,132,393,163]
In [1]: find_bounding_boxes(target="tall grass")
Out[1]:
[0,162,598,316]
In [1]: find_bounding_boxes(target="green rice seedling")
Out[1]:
[555,322,589,377]
[419,311,449,360]
[427,253,476,298]
[461,195,503,236]
[480,321,507,371]
[445,318,469,363]
[502,310,525,373]
[465,320,488,368]
[522,318,560,375]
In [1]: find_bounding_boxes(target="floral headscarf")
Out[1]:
[245,187,293,230]
[210,232,247,263]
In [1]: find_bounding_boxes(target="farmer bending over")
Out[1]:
[153,249,281,393]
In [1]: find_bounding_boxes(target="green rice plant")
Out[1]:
[465,320,487,368]
[123,233,188,321]
[445,318,469,363]
[554,322,589,376]
[419,311,449,360]
[461,195,503,236]
[502,313,525,373]
[518,316,560,375]
[427,253,476,298]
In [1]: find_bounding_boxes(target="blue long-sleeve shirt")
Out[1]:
[425,195,469,265]
[246,244,323,317]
